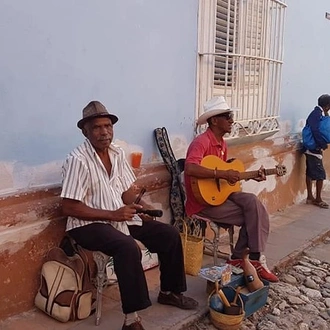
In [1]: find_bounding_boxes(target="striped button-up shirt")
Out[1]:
[61,139,142,235]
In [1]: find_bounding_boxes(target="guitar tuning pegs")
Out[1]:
[275,164,287,176]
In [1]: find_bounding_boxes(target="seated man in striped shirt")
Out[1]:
[60,101,198,330]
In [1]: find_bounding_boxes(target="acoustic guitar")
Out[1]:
[191,155,287,206]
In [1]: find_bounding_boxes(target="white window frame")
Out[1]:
[196,0,287,142]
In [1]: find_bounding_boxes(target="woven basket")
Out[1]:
[208,284,245,330]
[209,308,245,330]
[180,220,204,276]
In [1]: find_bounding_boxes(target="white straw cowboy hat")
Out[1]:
[77,101,118,129]
[197,96,238,125]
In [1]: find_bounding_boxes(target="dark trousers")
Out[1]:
[305,153,326,180]
[68,220,186,314]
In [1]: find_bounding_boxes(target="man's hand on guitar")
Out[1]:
[253,166,266,182]
[225,169,240,185]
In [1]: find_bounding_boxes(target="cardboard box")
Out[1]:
[222,274,269,318]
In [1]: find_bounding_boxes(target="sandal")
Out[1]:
[157,292,198,310]
[312,200,329,209]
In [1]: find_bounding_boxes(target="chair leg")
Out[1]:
[209,222,220,265]
[208,222,235,265]
[228,226,234,255]
[193,215,235,264]
[93,251,111,326]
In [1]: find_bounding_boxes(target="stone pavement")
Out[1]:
[185,234,330,329]
[1,189,330,330]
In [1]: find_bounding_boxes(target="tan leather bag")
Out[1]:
[34,247,92,322]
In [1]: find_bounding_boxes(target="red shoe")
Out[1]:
[226,258,243,268]
[227,256,279,282]
[250,255,279,282]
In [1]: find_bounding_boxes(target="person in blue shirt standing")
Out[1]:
[305,94,330,208]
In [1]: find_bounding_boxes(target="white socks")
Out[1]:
[161,291,171,295]
[125,312,139,325]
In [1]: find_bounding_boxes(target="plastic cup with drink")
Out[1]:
[131,152,142,169]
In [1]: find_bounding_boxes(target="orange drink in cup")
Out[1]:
[131,152,142,168]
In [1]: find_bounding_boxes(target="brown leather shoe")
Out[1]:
[122,317,145,330]
[157,292,198,310]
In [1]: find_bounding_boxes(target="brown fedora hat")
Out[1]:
[77,101,119,129]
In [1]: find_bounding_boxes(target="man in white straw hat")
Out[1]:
[184,96,279,282]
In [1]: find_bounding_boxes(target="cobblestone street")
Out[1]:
[183,235,330,330]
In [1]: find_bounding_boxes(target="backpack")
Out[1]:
[34,241,94,322]
[302,116,330,150]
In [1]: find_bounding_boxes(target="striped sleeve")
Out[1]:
[61,155,89,201]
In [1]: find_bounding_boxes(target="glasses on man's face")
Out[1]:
[215,112,234,120]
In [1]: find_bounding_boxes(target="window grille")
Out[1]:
[197,0,287,141]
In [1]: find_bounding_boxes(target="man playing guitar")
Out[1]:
[184,96,279,282]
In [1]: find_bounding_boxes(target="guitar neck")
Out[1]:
[240,168,278,180]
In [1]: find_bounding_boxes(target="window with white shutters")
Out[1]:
[197,0,287,141]
[214,0,237,87]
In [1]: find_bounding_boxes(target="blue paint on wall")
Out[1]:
[280,0,330,128]
[0,0,198,166]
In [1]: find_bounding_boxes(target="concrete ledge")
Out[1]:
[273,228,330,273]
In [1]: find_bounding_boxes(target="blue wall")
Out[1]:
[0,0,198,171]
[2,0,330,194]
[280,0,330,128]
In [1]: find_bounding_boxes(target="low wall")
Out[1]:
[234,138,329,214]
[0,164,171,320]
[1,137,329,320]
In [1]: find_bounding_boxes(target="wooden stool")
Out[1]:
[207,221,234,265]
[191,215,234,265]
